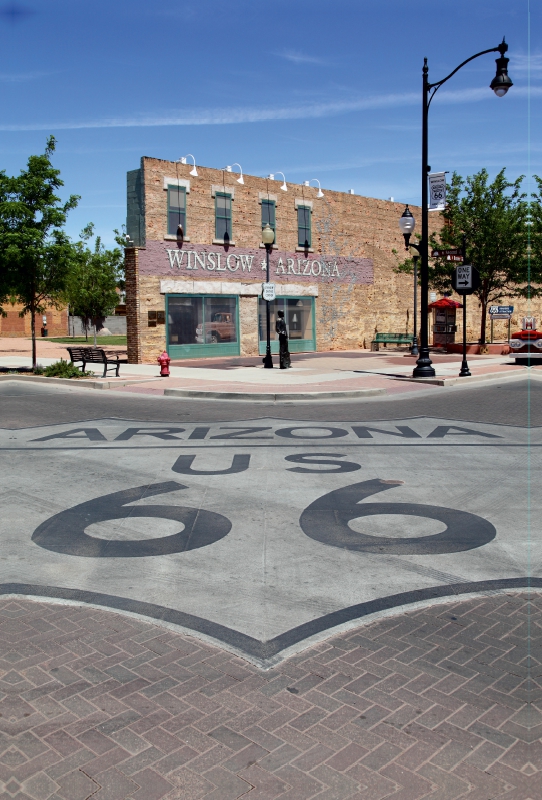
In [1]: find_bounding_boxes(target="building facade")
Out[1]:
[124,157,531,364]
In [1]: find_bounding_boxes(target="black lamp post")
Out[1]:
[398,206,419,356]
[401,39,512,378]
[262,223,275,369]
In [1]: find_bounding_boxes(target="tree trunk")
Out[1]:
[30,300,37,370]
[479,300,487,345]
[93,325,97,346]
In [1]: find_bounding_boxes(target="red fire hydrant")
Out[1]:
[157,350,170,377]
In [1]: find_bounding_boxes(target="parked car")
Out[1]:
[196,312,236,344]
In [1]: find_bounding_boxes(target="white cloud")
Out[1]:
[510,54,542,74]
[275,49,327,65]
[0,85,537,132]
[0,71,53,83]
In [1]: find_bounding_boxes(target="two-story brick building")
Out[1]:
[125,156,424,364]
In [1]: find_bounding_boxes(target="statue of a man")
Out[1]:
[275,310,291,369]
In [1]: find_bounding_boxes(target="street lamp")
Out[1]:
[409,38,512,378]
[262,222,275,369]
[398,206,419,356]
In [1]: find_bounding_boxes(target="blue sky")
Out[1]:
[0,0,538,246]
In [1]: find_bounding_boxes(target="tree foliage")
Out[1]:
[395,169,540,343]
[65,223,124,343]
[0,136,79,366]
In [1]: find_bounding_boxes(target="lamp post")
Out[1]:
[411,255,419,356]
[398,206,419,355]
[403,39,512,378]
[262,223,275,369]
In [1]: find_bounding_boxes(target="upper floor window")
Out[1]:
[167,185,186,236]
[261,199,276,240]
[215,192,232,241]
[297,205,311,248]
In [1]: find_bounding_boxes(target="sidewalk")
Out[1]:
[1,592,538,800]
[0,338,536,400]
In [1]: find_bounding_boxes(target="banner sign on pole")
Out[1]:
[428,172,447,210]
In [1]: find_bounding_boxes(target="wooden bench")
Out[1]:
[371,333,412,351]
[66,347,128,378]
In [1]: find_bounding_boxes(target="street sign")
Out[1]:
[445,255,464,262]
[489,305,514,319]
[452,264,480,295]
[262,282,276,301]
[431,248,463,258]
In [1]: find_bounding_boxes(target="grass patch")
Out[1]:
[34,359,95,378]
[48,336,127,346]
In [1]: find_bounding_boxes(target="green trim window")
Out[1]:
[167,294,240,358]
[167,185,186,236]
[215,192,232,241]
[261,199,276,240]
[297,205,311,248]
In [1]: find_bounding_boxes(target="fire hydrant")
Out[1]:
[157,351,170,377]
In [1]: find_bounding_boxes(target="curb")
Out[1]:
[398,369,533,387]
[0,374,160,390]
[163,387,387,401]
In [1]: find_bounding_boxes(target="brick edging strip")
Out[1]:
[1,579,538,666]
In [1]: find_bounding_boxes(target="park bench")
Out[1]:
[66,347,128,378]
[370,333,412,351]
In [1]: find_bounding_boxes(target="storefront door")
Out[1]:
[167,295,240,358]
[258,297,316,355]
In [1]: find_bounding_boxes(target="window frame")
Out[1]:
[215,192,233,242]
[261,199,276,242]
[167,184,187,236]
[297,204,312,248]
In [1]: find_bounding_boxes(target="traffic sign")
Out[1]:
[489,305,513,319]
[262,282,276,301]
[431,248,463,258]
[452,264,480,295]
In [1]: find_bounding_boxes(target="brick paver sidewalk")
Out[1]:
[1,593,539,799]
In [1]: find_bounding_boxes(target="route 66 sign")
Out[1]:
[429,172,447,210]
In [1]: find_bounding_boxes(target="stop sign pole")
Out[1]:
[452,244,480,377]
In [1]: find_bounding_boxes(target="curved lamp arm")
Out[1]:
[427,39,510,108]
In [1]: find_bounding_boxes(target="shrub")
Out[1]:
[35,359,94,378]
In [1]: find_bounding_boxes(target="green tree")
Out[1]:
[395,169,539,343]
[0,136,79,368]
[65,224,123,345]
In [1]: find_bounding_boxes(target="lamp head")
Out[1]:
[236,174,244,185]
[398,205,416,249]
[190,166,198,177]
[317,188,324,198]
[280,181,287,192]
[262,223,275,246]
[490,39,513,96]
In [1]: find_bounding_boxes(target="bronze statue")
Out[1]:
[275,310,291,369]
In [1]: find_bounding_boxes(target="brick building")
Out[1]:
[0,304,68,338]
[124,156,529,364]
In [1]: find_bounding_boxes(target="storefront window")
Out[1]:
[167,296,238,351]
[258,297,315,352]
[167,296,202,344]
[202,297,238,344]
